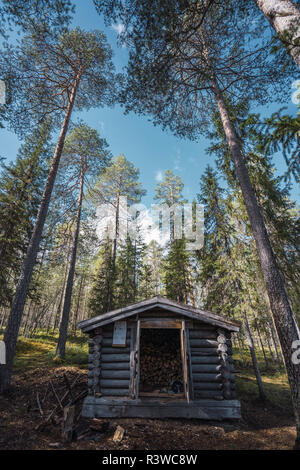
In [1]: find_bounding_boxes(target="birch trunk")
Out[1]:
[255,0,300,67]
[212,79,300,448]
[0,72,81,392]
[56,162,84,359]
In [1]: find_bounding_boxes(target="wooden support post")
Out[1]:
[186,328,194,400]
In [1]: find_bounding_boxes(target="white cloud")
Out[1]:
[94,203,170,248]
[111,23,125,35]
[155,170,163,182]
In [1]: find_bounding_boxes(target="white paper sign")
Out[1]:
[112,321,127,347]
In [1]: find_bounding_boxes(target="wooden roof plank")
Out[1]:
[78,296,239,332]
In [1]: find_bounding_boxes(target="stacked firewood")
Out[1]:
[139,330,183,391]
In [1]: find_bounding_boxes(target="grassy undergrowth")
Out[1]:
[233,347,292,411]
[0,330,292,411]
[1,330,88,370]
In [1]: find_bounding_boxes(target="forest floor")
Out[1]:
[0,331,296,450]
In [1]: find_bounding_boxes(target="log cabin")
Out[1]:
[78,295,241,420]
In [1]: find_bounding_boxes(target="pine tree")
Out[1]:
[208,106,300,322]
[91,155,146,310]
[154,170,186,240]
[0,0,74,38]
[93,0,299,443]
[55,123,110,358]
[0,27,117,392]
[0,123,51,307]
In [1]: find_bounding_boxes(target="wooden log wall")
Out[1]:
[87,328,102,396]
[98,325,131,397]
[86,315,237,401]
[188,323,236,400]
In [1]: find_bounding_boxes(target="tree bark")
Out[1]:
[254,0,300,67]
[56,162,84,359]
[212,79,300,448]
[0,72,81,392]
[0,309,7,331]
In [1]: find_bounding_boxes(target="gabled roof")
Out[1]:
[78,295,239,332]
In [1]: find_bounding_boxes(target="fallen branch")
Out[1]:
[35,375,80,431]
[36,392,44,417]
[50,380,63,411]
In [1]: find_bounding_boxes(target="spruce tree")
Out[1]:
[88,236,115,316]
[163,238,193,303]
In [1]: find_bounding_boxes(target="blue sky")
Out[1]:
[1,0,299,207]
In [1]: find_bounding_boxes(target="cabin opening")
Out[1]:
[139,328,185,399]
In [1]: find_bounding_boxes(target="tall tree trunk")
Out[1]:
[188,264,195,306]
[80,270,91,322]
[255,0,300,67]
[0,309,7,331]
[264,323,277,364]
[269,320,284,367]
[0,72,81,392]
[73,274,84,334]
[255,316,270,370]
[212,79,300,447]
[238,332,248,365]
[22,302,34,337]
[243,312,267,401]
[56,163,84,359]
[54,236,72,331]
[107,183,121,311]
[22,237,49,336]
[47,296,58,332]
